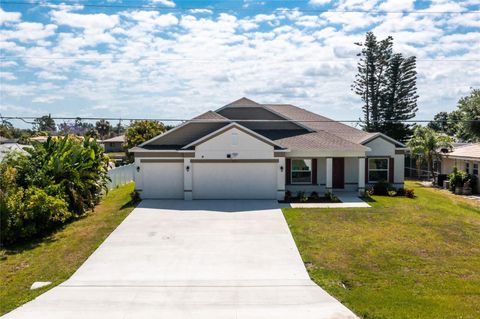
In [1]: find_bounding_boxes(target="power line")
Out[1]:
[1,56,479,63]
[1,116,479,124]
[1,1,479,14]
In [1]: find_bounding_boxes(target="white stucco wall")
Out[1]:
[364,137,404,187]
[195,127,274,159]
[394,154,405,184]
[364,137,395,157]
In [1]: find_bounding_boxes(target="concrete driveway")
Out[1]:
[3,200,356,319]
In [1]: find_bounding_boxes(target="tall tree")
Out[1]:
[352,32,418,142]
[428,111,452,133]
[456,89,480,142]
[124,120,166,160]
[429,89,480,142]
[381,54,418,141]
[34,114,56,132]
[408,126,453,180]
[352,32,393,132]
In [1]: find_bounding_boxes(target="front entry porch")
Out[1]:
[286,157,366,196]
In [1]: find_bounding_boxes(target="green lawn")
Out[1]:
[283,181,480,319]
[0,183,136,316]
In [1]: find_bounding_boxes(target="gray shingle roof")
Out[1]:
[264,104,373,144]
[102,135,125,143]
[192,111,228,121]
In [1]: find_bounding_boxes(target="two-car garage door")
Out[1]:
[140,161,277,199]
[192,162,277,199]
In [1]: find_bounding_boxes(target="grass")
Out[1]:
[0,183,136,316]
[283,181,480,319]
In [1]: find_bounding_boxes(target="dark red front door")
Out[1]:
[333,158,344,189]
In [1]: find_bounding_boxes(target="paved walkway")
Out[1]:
[3,200,357,319]
[289,192,371,208]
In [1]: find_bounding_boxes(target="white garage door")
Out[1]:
[141,161,184,199]
[192,162,277,199]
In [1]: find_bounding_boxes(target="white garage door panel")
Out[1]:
[141,162,184,199]
[193,162,277,199]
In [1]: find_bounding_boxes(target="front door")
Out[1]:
[332,157,344,189]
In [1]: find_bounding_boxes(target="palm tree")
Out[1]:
[95,119,112,140]
[407,126,453,180]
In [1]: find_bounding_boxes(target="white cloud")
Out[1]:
[51,10,119,32]
[0,72,16,80]
[151,0,176,7]
[0,7,21,24]
[309,0,332,5]
[379,0,414,11]
[36,71,68,81]
[1,22,57,42]
[32,95,65,104]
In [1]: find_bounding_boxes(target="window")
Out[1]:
[474,163,478,176]
[368,158,389,182]
[291,159,312,184]
[466,162,470,174]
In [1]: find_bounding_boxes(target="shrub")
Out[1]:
[369,181,391,196]
[297,191,308,202]
[388,190,397,197]
[325,191,340,202]
[0,135,110,246]
[310,191,320,200]
[448,168,467,191]
[284,190,292,201]
[405,188,415,198]
[1,186,70,246]
[396,188,406,196]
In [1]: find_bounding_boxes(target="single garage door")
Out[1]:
[141,161,184,199]
[192,162,277,199]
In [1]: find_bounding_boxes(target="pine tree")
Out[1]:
[352,32,418,142]
[352,32,393,131]
[381,54,418,142]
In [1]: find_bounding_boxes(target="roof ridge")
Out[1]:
[191,110,229,121]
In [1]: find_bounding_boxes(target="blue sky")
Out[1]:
[1,0,479,128]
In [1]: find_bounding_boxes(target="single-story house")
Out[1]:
[102,135,125,153]
[130,98,405,200]
[440,143,480,192]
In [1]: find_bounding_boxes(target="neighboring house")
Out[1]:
[130,98,405,200]
[30,136,49,143]
[0,136,18,144]
[102,135,125,153]
[441,143,480,192]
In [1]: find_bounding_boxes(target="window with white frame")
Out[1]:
[368,158,389,182]
[291,159,312,184]
[466,162,470,174]
[474,163,478,175]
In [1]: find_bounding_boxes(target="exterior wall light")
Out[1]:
[280,166,284,172]
[186,165,190,172]
[136,166,140,172]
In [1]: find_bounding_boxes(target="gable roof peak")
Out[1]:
[222,97,261,108]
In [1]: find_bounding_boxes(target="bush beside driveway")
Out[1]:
[283,181,480,319]
[0,183,136,316]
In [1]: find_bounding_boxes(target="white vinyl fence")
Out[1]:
[107,164,135,189]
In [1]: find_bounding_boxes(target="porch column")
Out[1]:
[358,157,366,196]
[277,157,286,200]
[326,157,333,191]
[184,158,192,200]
